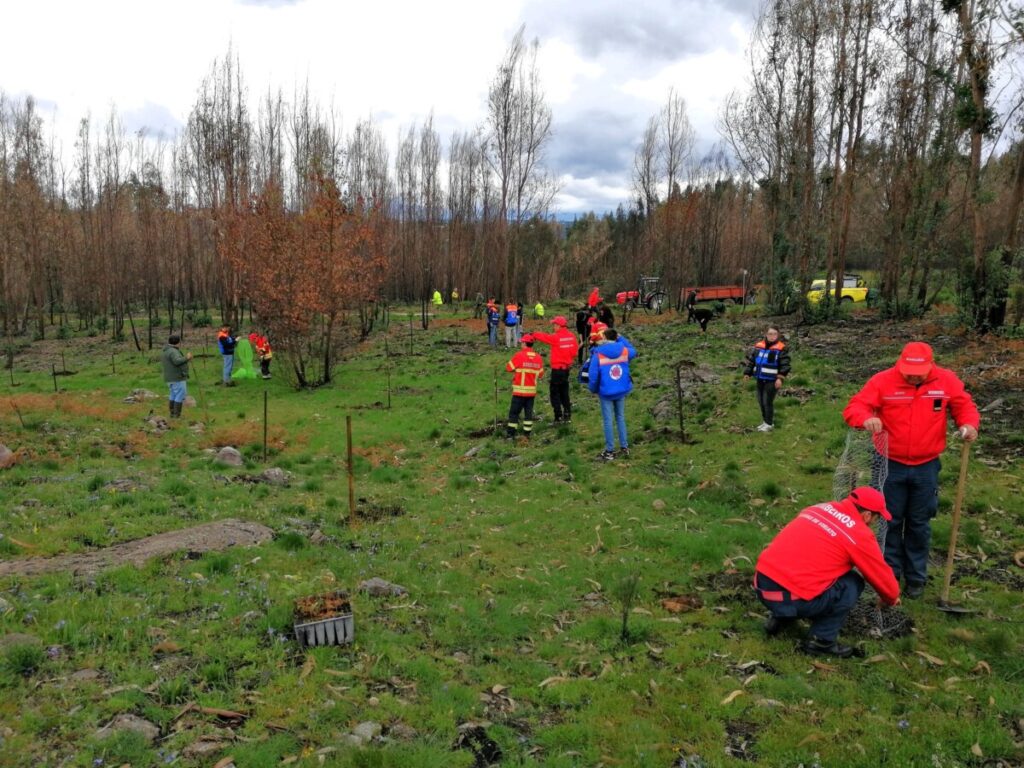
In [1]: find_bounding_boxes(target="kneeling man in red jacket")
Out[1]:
[754,486,901,658]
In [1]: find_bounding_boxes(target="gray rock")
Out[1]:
[124,389,159,403]
[388,723,419,740]
[0,444,15,470]
[357,578,408,598]
[652,499,667,511]
[215,447,244,467]
[0,597,11,614]
[69,668,102,683]
[95,713,160,743]
[258,467,292,486]
[463,444,485,458]
[183,396,198,407]
[352,721,382,742]
[342,733,367,747]
[309,530,328,545]
[184,739,228,758]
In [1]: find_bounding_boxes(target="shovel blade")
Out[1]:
[937,601,975,615]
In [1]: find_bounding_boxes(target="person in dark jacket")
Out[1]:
[217,326,239,386]
[744,326,791,431]
[587,328,637,460]
[160,335,192,419]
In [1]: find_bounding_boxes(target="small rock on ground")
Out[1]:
[215,447,244,467]
[258,467,291,486]
[95,713,160,743]
[0,444,16,469]
[352,722,382,742]
[357,578,408,597]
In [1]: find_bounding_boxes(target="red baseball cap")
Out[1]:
[521,334,535,343]
[897,341,934,377]
[551,315,568,327]
[847,486,891,520]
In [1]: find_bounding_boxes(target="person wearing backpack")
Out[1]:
[744,326,790,431]
[586,328,637,460]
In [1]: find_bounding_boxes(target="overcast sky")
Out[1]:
[2,0,761,214]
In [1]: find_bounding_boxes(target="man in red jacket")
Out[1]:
[843,341,979,599]
[530,316,579,423]
[505,334,545,440]
[755,486,901,658]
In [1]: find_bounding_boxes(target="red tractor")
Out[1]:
[616,276,668,314]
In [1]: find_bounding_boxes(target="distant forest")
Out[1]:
[2,0,1022,356]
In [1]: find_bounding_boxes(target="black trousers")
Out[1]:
[756,379,777,425]
[507,396,535,436]
[549,368,571,419]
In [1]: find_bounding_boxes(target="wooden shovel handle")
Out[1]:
[940,442,971,604]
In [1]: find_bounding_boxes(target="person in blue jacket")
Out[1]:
[587,328,637,461]
[485,298,501,347]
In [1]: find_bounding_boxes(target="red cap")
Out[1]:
[551,315,567,327]
[897,341,934,377]
[847,486,891,521]
[521,334,535,343]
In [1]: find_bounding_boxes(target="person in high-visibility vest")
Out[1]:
[534,301,545,319]
[505,334,544,439]
[530,316,578,423]
[432,289,443,307]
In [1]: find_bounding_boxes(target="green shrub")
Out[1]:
[3,643,45,676]
[56,325,72,340]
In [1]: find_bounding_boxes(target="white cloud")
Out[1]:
[1,0,754,212]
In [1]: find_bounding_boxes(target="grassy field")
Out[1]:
[1,305,1022,767]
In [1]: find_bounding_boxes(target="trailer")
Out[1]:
[681,284,756,306]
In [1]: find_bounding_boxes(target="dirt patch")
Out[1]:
[0,519,273,577]
[725,719,759,762]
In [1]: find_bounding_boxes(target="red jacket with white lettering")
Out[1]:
[506,349,544,397]
[756,499,900,604]
[530,328,579,370]
[843,365,980,465]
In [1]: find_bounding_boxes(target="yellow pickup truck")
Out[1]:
[807,274,869,304]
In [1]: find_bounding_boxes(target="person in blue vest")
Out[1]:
[587,328,637,461]
[744,326,791,432]
[503,299,520,348]
[485,297,501,347]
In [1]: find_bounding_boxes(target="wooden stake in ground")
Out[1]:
[61,351,67,374]
[407,314,413,357]
[385,341,392,410]
[940,442,972,607]
[8,363,15,387]
[51,364,58,393]
[675,361,690,444]
[111,353,116,375]
[493,367,499,432]
[263,390,269,463]
[346,415,356,526]
[10,399,25,428]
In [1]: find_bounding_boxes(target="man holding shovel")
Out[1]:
[843,342,979,599]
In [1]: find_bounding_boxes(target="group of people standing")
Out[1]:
[159,325,274,420]
[500,292,637,461]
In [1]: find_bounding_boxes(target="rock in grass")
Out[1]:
[352,722,382,742]
[95,713,160,743]
[215,447,244,467]
[0,444,15,470]
[388,723,418,740]
[258,467,292,486]
[357,578,408,597]
[652,499,667,511]
[463,444,485,458]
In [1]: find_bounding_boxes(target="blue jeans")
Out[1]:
[882,457,941,585]
[599,396,628,452]
[756,571,864,642]
[168,381,187,403]
[488,325,497,346]
[222,354,234,383]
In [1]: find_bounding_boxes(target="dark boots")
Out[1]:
[169,400,183,419]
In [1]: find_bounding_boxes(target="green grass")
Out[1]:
[0,307,1021,767]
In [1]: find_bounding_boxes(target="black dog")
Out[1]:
[687,305,715,332]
